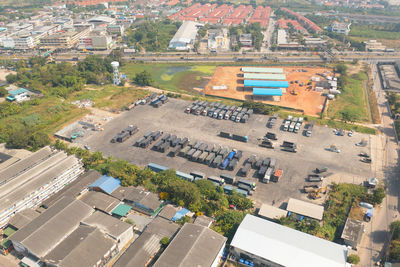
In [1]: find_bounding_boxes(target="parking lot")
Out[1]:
[80,98,374,208]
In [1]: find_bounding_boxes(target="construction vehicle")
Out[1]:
[303,185,319,193]
[309,186,328,199]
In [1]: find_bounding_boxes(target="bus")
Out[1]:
[220,173,236,184]
[238,178,256,190]
[207,176,225,186]
[176,171,194,182]
[190,171,206,180]
[148,163,168,173]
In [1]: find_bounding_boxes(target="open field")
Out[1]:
[120,63,217,94]
[75,98,375,208]
[203,66,332,116]
[327,72,370,122]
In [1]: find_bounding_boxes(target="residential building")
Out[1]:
[230,214,348,267]
[9,197,93,259]
[111,186,163,216]
[14,35,35,50]
[207,28,227,51]
[0,147,84,228]
[153,223,227,267]
[341,218,364,249]
[81,211,133,250]
[329,21,351,35]
[239,33,252,47]
[40,27,92,50]
[286,198,324,221]
[169,21,201,50]
[158,204,179,221]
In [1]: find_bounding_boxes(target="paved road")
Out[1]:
[357,63,400,266]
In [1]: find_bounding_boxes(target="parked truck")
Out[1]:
[262,167,274,183]
[232,134,248,143]
[308,174,323,182]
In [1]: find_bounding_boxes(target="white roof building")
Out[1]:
[230,214,348,267]
[168,21,201,50]
[287,198,324,221]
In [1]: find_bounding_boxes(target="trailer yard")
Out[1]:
[78,98,375,207]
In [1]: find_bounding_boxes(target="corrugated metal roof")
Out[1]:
[287,198,324,220]
[253,88,283,96]
[258,204,288,219]
[230,215,347,267]
[111,204,132,217]
[9,88,29,96]
[244,73,286,80]
[89,175,121,195]
[244,80,289,88]
[241,67,284,73]
[172,208,190,221]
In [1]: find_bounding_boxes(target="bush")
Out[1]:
[133,70,153,86]
[347,254,360,264]
[160,236,170,246]
[391,221,400,240]
[372,187,386,205]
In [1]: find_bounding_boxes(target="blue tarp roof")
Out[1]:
[89,175,121,194]
[172,208,190,222]
[244,80,289,88]
[253,88,283,96]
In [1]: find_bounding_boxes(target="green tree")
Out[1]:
[213,210,247,241]
[160,236,170,246]
[372,187,385,205]
[391,221,400,240]
[133,70,153,86]
[0,86,7,97]
[6,73,17,84]
[347,254,360,264]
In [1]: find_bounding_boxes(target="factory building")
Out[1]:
[0,147,84,228]
[168,21,202,50]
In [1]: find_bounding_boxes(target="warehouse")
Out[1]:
[111,186,163,216]
[42,225,117,267]
[241,67,284,74]
[230,215,347,267]
[168,21,202,50]
[244,80,289,88]
[7,209,40,230]
[153,223,227,267]
[0,147,84,228]
[243,73,286,80]
[81,211,133,250]
[10,197,93,259]
[257,204,288,221]
[286,198,324,221]
[253,88,283,97]
[113,217,179,267]
[80,191,121,214]
[89,175,121,195]
[41,170,102,209]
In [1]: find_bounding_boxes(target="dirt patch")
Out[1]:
[0,69,15,81]
[347,62,364,76]
[204,66,333,116]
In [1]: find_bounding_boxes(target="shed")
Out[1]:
[158,204,179,221]
[341,218,364,249]
[244,73,286,80]
[258,204,288,220]
[172,208,190,222]
[253,88,283,96]
[194,216,213,227]
[89,175,121,195]
[112,204,132,217]
[287,198,324,221]
[241,67,284,74]
[80,191,120,214]
[244,80,289,88]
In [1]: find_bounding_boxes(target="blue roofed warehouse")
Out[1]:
[89,175,121,195]
[244,80,289,88]
[253,88,283,96]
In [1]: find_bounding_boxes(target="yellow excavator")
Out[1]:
[309,186,328,199]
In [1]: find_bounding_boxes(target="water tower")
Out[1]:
[111,61,120,85]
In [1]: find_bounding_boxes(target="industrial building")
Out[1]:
[153,223,226,267]
[341,218,364,249]
[168,21,202,50]
[241,67,284,74]
[286,198,324,221]
[252,88,283,98]
[7,209,40,230]
[6,88,31,102]
[111,186,163,216]
[0,147,84,228]
[113,217,179,267]
[81,211,133,250]
[244,80,289,88]
[244,73,286,80]
[89,175,121,195]
[80,191,121,214]
[230,214,348,267]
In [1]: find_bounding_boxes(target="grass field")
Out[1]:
[327,71,370,123]
[70,85,149,110]
[121,63,217,94]
[349,26,400,40]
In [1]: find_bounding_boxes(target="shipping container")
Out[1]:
[220,131,231,138]
[239,163,251,176]
[221,173,236,184]
[198,143,207,151]
[186,148,197,158]
[198,151,209,162]
[212,155,223,168]
[179,146,191,157]
[205,152,216,165]
[191,150,202,161]
[193,142,202,150]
